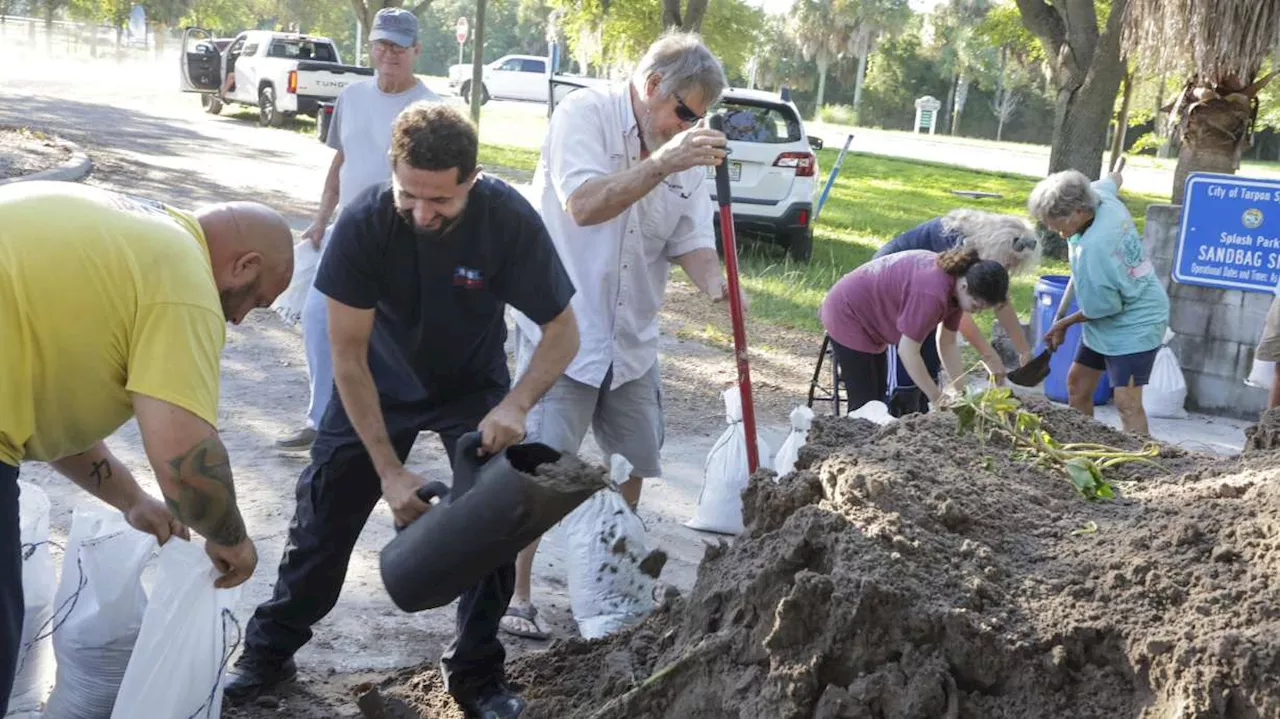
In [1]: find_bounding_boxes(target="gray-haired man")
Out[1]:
[504,31,741,639]
[276,7,438,451]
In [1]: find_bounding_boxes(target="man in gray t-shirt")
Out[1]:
[276,7,439,450]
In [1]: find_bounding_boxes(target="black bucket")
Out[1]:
[379,431,601,612]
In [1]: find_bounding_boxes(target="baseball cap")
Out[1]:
[369,7,418,48]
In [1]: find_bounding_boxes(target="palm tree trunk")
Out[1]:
[814,56,828,117]
[1154,72,1172,158]
[852,51,868,122]
[943,73,956,135]
[951,72,970,135]
[994,47,1008,141]
[1172,89,1253,203]
[1109,70,1134,171]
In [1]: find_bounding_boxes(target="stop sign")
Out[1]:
[456,17,469,44]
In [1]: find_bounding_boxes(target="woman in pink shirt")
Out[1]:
[819,246,1010,413]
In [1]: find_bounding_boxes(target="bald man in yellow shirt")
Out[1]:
[0,181,294,714]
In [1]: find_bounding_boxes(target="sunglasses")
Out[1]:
[672,91,703,123]
[1012,235,1037,251]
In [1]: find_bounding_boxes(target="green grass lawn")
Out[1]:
[478,143,540,183]
[476,142,1164,341]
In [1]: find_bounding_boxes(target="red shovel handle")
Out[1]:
[708,113,759,474]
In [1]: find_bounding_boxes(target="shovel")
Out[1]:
[708,112,760,473]
[1007,347,1053,387]
[1007,272,1083,387]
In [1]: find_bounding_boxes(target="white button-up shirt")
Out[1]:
[516,83,715,389]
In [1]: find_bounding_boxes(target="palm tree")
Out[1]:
[1124,0,1280,202]
[847,0,911,118]
[791,0,909,118]
[791,0,854,113]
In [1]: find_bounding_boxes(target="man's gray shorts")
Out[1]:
[515,330,664,478]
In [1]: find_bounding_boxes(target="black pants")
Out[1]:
[0,461,21,717]
[242,397,514,699]
[830,338,889,413]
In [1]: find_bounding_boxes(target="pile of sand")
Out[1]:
[371,399,1280,719]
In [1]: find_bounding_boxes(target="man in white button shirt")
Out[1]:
[276,7,439,450]
[503,32,739,639]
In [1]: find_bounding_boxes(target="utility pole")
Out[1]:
[468,0,487,126]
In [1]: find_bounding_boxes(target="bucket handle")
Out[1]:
[392,481,451,532]
[452,431,488,497]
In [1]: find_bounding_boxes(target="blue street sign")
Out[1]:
[1175,172,1280,293]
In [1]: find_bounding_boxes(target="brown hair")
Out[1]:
[389,101,478,183]
[937,246,982,275]
[936,246,1009,305]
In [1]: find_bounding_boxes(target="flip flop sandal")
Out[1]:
[500,603,550,640]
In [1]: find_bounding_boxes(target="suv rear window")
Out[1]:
[268,40,336,62]
[717,102,801,144]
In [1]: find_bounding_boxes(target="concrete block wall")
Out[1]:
[1144,204,1270,419]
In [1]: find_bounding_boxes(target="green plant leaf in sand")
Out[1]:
[950,386,1159,501]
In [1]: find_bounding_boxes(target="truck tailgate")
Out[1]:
[295,62,374,98]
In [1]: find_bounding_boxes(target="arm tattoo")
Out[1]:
[164,436,248,546]
[89,460,112,489]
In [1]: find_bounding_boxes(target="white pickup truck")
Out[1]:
[449,54,610,105]
[179,28,373,127]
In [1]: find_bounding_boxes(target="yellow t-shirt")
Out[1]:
[0,181,226,466]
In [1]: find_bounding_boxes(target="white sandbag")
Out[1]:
[1143,345,1188,419]
[10,481,57,716]
[560,455,658,640]
[1248,359,1275,390]
[773,405,814,479]
[270,238,321,327]
[848,399,897,426]
[685,388,772,535]
[111,538,242,719]
[44,506,156,719]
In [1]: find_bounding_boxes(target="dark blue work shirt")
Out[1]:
[312,175,575,451]
[872,217,960,259]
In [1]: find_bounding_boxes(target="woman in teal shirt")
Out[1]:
[1027,166,1170,435]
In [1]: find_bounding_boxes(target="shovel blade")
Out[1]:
[1008,349,1053,387]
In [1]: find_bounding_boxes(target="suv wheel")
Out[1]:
[259,86,284,128]
[783,228,813,263]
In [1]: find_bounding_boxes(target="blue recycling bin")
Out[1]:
[1032,275,1112,405]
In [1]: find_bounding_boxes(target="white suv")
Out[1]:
[448,54,548,104]
[710,89,822,262]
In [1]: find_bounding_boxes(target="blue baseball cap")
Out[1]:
[370,8,419,48]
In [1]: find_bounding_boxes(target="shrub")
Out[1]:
[817,104,857,126]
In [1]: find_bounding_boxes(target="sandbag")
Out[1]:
[773,406,814,479]
[10,481,56,716]
[111,538,242,719]
[44,506,155,719]
[270,237,321,327]
[686,388,771,535]
[849,399,897,426]
[1248,359,1275,390]
[560,455,659,639]
[1144,331,1188,420]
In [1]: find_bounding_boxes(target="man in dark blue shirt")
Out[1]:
[225,102,579,718]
